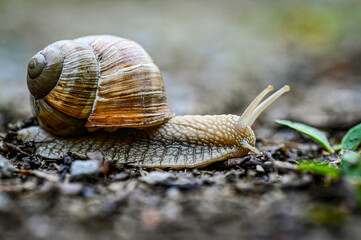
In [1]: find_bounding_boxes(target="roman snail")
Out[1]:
[17,35,290,168]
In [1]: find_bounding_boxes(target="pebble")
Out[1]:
[60,183,84,195]
[273,160,298,171]
[247,170,257,177]
[140,171,176,185]
[166,187,181,200]
[256,165,265,173]
[113,172,129,181]
[0,154,17,176]
[70,160,103,181]
[235,181,255,193]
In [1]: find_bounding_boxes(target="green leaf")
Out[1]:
[341,151,360,165]
[298,161,341,179]
[341,151,361,180]
[341,123,361,151]
[275,120,334,153]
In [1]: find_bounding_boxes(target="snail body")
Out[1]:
[18,115,254,168]
[19,35,290,168]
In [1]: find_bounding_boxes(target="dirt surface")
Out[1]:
[1,118,360,240]
[1,1,361,239]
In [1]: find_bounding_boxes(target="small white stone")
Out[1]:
[0,154,17,172]
[140,171,175,185]
[256,165,265,173]
[70,160,103,181]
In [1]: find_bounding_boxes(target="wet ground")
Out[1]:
[1,118,360,240]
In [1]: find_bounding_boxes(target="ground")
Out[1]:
[1,2,361,239]
[1,118,360,240]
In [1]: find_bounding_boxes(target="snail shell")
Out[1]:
[27,35,174,136]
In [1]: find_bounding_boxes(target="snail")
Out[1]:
[17,35,290,168]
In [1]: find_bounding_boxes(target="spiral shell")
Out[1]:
[27,35,174,136]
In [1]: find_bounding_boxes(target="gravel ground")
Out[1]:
[1,119,360,240]
[1,1,360,239]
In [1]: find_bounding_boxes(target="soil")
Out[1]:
[1,1,360,239]
[1,118,360,240]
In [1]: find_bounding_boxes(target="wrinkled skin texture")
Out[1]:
[18,115,255,168]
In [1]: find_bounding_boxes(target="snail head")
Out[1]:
[236,85,290,152]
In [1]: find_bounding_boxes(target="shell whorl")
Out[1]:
[27,46,64,99]
[27,35,174,136]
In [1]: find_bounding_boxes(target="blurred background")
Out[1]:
[0,0,360,137]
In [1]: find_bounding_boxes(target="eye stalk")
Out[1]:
[238,85,290,127]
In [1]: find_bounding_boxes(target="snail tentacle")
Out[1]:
[238,85,274,127]
[248,85,290,126]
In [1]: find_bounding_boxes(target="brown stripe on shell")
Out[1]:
[98,43,153,74]
[45,40,99,119]
[77,35,154,74]
[30,96,87,136]
[76,35,174,128]
[75,35,122,57]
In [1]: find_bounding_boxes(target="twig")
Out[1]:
[4,142,29,155]
[16,169,59,182]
